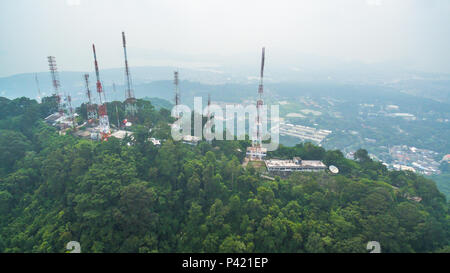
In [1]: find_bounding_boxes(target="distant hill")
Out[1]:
[143,97,173,110]
[0,66,249,104]
[2,65,450,104]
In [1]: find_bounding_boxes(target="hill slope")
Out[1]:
[0,96,448,253]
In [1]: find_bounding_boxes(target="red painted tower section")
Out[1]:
[92,44,111,140]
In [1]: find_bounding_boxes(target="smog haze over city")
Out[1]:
[1,0,450,76]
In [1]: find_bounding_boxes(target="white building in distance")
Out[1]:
[265,157,326,176]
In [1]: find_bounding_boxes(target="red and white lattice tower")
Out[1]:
[253,47,265,150]
[47,56,64,115]
[92,44,111,140]
[122,32,137,121]
[84,74,98,123]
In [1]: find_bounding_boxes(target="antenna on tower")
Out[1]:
[259,47,265,96]
[122,31,137,121]
[67,92,76,129]
[34,73,42,103]
[255,47,265,148]
[174,70,180,106]
[246,47,267,161]
[84,74,98,123]
[207,93,211,119]
[92,44,111,140]
[47,56,64,115]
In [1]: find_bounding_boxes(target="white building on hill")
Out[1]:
[265,157,326,176]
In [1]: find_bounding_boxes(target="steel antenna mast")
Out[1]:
[122,31,137,120]
[47,56,64,115]
[255,47,265,149]
[84,74,98,123]
[34,73,42,103]
[92,44,111,140]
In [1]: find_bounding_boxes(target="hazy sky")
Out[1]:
[1,0,450,77]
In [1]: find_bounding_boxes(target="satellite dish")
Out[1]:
[329,165,339,174]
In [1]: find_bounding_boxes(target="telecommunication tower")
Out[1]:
[174,71,180,106]
[92,44,111,140]
[67,93,76,129]
[254,47,265,149]
[247,47,267,160]
[47,56,64,115]
[122,32,137,120]
[84,74,98,123]
[173,70,181,119]
[34,73,42,103]
[207,93,211,119]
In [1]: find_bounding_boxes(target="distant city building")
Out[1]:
[265,157,326,176]
[393,164,416,173]
[364,137,377,143]
[387,113,416,120]
[386,105,399,111]
[389,145,441,175]
[279,122,332,144]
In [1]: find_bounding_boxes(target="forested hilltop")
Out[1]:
[0,96,448,253]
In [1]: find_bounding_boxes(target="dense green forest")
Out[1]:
[0,96,448,253]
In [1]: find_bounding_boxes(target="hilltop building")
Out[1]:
[45,112,78,130]
[265,157,326,176]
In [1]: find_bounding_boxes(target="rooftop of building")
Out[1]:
[265,157,326,168]
[247,146,268,153]
[44,112,63,122]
